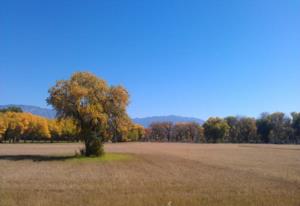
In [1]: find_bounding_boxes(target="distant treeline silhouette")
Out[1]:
[144,112,300,144]
[1,106,300,144]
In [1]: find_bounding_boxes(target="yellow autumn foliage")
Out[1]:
[0,112,79,142]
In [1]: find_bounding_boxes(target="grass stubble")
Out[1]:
[0,143,299,206]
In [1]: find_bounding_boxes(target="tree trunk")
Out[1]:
[83,130,104,157]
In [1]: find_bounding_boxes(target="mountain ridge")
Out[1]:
[0,104,204,127]
[133,115,204,127]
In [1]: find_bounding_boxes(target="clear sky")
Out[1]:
[0,0,299,119]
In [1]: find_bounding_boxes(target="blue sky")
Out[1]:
[0,0,299,119]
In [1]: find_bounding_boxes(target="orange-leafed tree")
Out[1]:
[47,72,130,156]
[0,114,7,142]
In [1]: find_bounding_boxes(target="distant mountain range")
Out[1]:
[0,105,204,127]
[133,115,204,127]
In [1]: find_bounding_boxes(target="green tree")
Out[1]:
[256,113,271,143]
[291,112,300,144]
[238,117,258,143]
[225,116,240,143]
[0,106,23,113]
[257,113,293,144]
[268,113,293,144]
[203,117,230,143]
[47,72,130,156]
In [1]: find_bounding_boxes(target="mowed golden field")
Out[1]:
[0,143,300,206]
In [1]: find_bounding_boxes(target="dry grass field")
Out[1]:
[0,143,300,206]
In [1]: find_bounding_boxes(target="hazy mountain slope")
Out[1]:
[133,115,204,127]
[0,105,204,127]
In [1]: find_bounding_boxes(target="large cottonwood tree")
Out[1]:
[47,72,130,156]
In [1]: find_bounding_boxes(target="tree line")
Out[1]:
[1,106,300,145]
[0,107,145,143]
[145,112,300,144]
[1,103,299,146]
